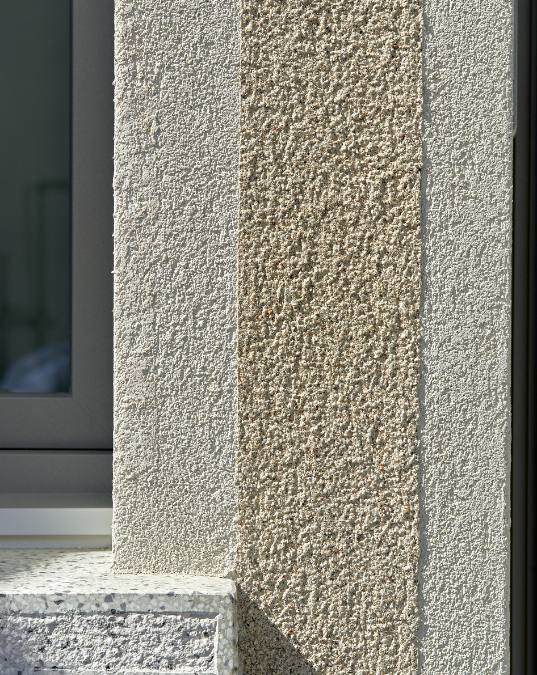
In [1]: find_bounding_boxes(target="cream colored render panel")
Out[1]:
[113,0,239,576]
[420,0,512,672]
[237,1,423,672]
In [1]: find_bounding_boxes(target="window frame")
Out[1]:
[0,1,113,524]
[513,0,536,671]
[0,449,112,540]
[0,0,113,450]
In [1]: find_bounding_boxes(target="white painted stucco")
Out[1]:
[420,0,512,672]
[112,0,240,576]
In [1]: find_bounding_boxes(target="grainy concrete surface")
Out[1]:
[0,549,237,674]
[419,0,512,672]
[0,613,216,673]
[113,0,240,576]
[237,1,422,672]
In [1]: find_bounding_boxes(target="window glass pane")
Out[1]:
[0,0,71,394]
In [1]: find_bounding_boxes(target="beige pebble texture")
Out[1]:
[237,1,423,672]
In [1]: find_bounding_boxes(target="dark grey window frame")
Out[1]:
[0,1,113,495]
[513,0,536,672]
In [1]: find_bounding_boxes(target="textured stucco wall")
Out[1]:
[419,0,512,672]
[237,1,423,672]
[111,0,512,670]
[113,0,240,576]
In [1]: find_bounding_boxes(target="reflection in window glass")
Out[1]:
[0,1,71,394]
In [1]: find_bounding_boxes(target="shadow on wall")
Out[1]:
[237,587,317,675]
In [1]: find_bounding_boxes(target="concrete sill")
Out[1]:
[0,550,237,674]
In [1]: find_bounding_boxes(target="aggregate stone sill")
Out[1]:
[3,671,211,675]
[0,550,237,675]
[4,671,211,675]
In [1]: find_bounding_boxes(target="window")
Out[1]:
[513,0,536,671]
[0,1,113,538]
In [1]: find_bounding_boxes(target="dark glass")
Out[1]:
[0,1,71,394]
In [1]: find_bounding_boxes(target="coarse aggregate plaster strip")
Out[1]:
[419,0,512,672]
[112,0,240,576]
[237,1,422,672]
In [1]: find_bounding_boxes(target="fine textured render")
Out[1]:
[113,0,239,576]
[419,0,511,672]
[0,550,237,674]
[237,1,422,672]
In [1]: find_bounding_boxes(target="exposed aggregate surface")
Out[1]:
[237,1,422,672]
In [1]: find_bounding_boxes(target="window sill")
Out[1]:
[0,549,237,674]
